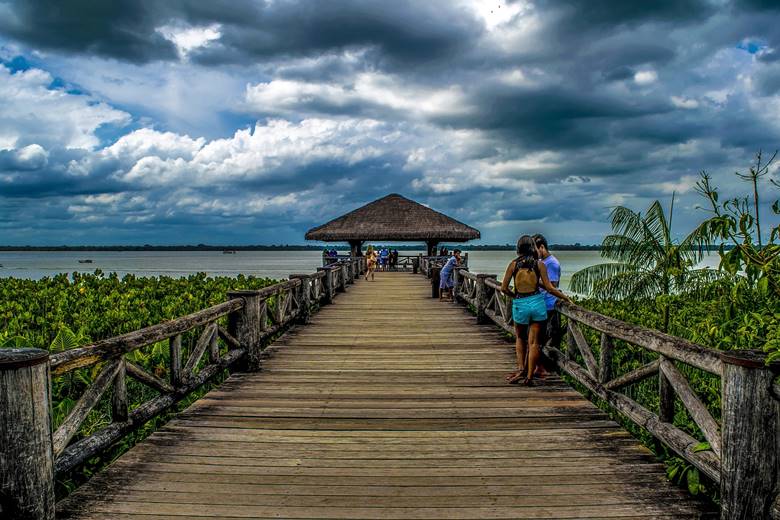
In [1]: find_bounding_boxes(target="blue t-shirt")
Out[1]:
[440,255,457,276]
[541,254,561,311]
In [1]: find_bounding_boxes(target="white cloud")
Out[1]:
[156,24,222,59]
[245,72,472,119]
[104,128,205,161]
[634,70,658,85]
[0,64,130,150]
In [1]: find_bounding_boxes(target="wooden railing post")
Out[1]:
[227,291,264,371]
[475,274,496,324]
[719,351,780,520]
[290,274,312,324]
[431,266,441,298]
[344,258,355,285]
[336,264,347,292]
[317,267,334,304]
[0,348,55,520]
[453,267,463,301]
[658,356,675,423]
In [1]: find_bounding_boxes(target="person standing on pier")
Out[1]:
[365,246,377,281]
[533,234,562,377]
[439,249,461,301]
[501,236,570,386]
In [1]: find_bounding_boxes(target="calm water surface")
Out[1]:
[0,250,718,291]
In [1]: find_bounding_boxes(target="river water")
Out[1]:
[0,250,719,291]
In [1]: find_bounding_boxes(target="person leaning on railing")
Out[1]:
[439,249,461,302]
[501,235,570,386]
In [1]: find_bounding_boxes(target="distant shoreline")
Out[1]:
[0,244,729,252]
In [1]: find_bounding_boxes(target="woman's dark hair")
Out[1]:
[515,235,538,269]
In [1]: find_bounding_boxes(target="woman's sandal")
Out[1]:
[521,377,535,387]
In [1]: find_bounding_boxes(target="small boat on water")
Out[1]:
[78,259,93,264]
[222,250,237,254]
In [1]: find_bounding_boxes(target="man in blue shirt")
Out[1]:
[534,234,562,349]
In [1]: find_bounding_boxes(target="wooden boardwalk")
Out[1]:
[58,273,711,519]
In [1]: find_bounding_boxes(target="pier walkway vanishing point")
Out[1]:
[52,272,713,519]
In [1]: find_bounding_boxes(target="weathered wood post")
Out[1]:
[431,265,441,298]
[317,267,334,304]
[289,275,312,324]
[475,274,496,324]
[719,351,780,520]
[658,357,675,423]
[227,290,265,371]
[452,267,462,301]
[0,348,55,520]
[346,260,354,284]
[335,263,346,292]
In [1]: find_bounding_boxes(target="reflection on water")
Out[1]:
[0,249,719,292]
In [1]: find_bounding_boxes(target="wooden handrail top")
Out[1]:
[558,301,723,374]
[484,277,503,291]
[50,298,244,376]
[459,270,478,281]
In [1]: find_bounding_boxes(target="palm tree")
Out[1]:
[570,196,718,331]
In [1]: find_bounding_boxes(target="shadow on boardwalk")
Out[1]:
[58,272,713,519]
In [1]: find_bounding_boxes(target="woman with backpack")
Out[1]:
[501,235,570,386]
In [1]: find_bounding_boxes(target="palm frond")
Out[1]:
[591,270,665,301]
[644,200,672,247]
[609,206,646,244]
[569,262,635,296]
[602,234,660,266]
[679,219,714,266]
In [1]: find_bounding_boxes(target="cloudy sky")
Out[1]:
[1,0,779,246]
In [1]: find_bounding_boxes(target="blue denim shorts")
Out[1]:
[512,293,547,325]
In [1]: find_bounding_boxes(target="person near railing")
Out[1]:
[534,234,562,378]
[501,235,570,386]
[365,246,378,281]
[379,247,389,271]
[439,249,461,301]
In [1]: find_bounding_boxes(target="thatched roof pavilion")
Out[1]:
[305,193,480,256]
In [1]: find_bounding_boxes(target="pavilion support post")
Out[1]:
[349,240,363,258]
[426,240,439,256]
[719,351,780,520]
[475,274,496,325]
[0,348,56,520]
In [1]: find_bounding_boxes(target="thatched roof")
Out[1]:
[305,194,480,242]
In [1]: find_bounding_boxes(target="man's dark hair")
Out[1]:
[453,249,462,254]
[533,234,548,249]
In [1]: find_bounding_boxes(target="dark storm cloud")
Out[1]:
[539,0,714,30]
[0,0,177,62]
[0,0,481,66]
[437,85,669,149]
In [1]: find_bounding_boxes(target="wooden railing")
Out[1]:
[449,268,780,520]
[0,259,365,520]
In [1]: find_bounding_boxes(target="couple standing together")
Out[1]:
[501,234,570,387]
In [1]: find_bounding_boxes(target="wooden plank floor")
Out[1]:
[58,272,713,519]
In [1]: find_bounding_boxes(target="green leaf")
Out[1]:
[686,468,701,495]
[692,442,710,453]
